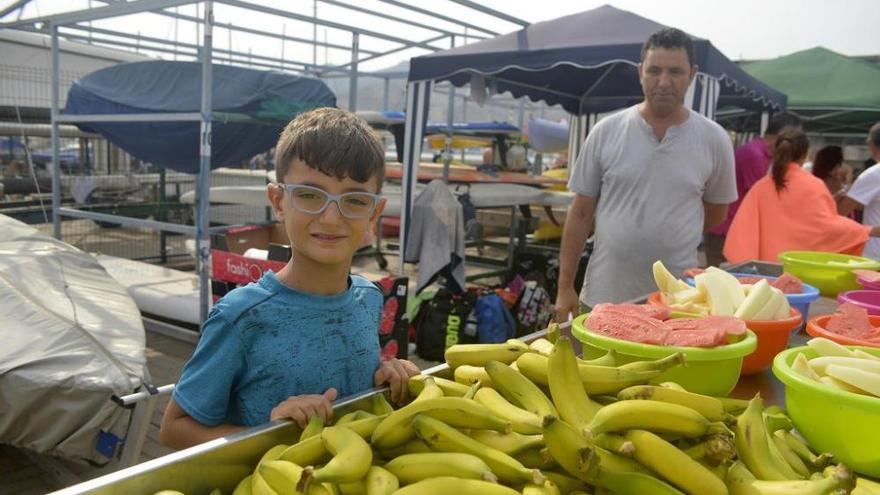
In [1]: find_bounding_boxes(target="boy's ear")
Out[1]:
[267,183,285,220]
[370,197,387,225]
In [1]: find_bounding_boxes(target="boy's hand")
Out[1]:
[374,359,420,404]
[270,388,337,428]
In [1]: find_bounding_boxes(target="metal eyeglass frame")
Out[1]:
[277,183,381,219]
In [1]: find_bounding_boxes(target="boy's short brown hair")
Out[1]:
[274,107,385,188]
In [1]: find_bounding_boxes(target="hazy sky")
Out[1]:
[3,0,879,70]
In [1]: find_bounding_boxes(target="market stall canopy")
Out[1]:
[740,47,880,135]
[408,4,787,115]
[64,61,336,174]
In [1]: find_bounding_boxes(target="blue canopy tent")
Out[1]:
[398,5,787,272]
[65,61,336,174]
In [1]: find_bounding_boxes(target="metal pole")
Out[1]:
[442,36,455,183]
[50,22,61,239]
[348,32,359,111]
[196,0,214,325]
[312,0,317,72]
[280,24,285,71]
[382,77,390,111]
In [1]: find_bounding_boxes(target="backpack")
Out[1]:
[476,294,517,343]
[414,287,477,362]
[515,281,553,335]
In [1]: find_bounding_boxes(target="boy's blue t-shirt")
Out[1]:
[173,271,382,427]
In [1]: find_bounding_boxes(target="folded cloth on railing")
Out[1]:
[404,179,466,294]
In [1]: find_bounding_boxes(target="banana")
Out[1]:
[280,415,383,466]
[586,399,710,438]
[778,430,833,468]
[335,410,373,426]
[682,435,736,465]
[375,438,434,459]
[370,396,510,449]
[543,471,590,494]
[855,476,880,495]
[763,411,793,433]
[468,429,544,455]
[825,364,880,397]
[300,416,324,441]
[364,466,398,495]
[251,472,277,495]
[259,460,305,495]
[529,338,556,356]
[384,452,497,483]
[591,467,685,495]
[411,414,545,485]
[715,396,750,414]
[389,477,520,495]
[454,365,493,388]
[659,381,688,391]
[764,425,804,480]
[474,387,543,434]
[407,374,468,397]
[522,481,562,495]
[546,322,561,343]
[625,429,728,495]
[515,446,558,469]
[258,444,290,467]
[516,352,669,395]
[770,431,810,478]
[338,481,365,495]
[232,475,253,495]
[593,433,635,456]
[617,352,686,373]
[301,426,373,488]
[445,339,529,369]
[726,460,853,495]
[733,396,790,481]
[548,337,602,431]
[617,385,728,422]
[580,349,618,367]
[372,393,395,415]
[463,380,482,399]
[485,360,557,418]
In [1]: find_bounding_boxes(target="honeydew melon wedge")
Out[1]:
[695,270,736,316]
[751,286,786,320]
[705,267,745,309]
[652,261,691,296]
[734,279,773,320]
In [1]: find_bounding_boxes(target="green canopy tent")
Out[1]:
[719,47,880,136]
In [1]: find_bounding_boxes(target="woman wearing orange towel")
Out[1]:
[723,129,878,263]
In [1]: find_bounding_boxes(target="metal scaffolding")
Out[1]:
[0,0,531,326]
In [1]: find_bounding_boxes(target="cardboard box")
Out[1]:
[211,223,289,286]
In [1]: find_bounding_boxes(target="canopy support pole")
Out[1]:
[196,0,214,325]
[399,80,431,276]
[50,22,61,239]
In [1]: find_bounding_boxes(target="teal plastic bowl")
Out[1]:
[779,251,880,298]
[572,313,757,397]
[773,346,880,478]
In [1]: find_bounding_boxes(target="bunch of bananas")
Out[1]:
[153,328,880,495]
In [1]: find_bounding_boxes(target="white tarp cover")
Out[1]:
[0,214,147,463]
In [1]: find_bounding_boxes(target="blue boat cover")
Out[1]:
[424,121,520,135]
[408,5,785,115]
[65,61,336,173]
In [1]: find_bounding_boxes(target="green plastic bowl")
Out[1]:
[778,251,880,297]
[772,346,880,478]
[572,313,757,396]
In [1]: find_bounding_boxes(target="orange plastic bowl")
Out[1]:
[806,314,880,348]
[647,291,801,374]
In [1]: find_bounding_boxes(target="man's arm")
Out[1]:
[839,196,863,217]
[554,194,597,321]
[159,399,245,450]
[703,201,729,232]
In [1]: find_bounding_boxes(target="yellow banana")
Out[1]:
[364,466,398,495]
[407,375,468,397]
[542,471,590,494]
[516,352,668,395]
[232,475,253,495]
[251,471,278,495]
[257,444,290,468]
[375,438,434,460]
[593,433,635,456]
[778,430,833,468]
[586,399,710,438]
[302,427,373,487]
[444,339,529,369]
[454,365,493,388]
[548,337,602,432]
[522,481,562,495]
[617,385,728,422]
[541,415,599,482]
[485,360,557,418]
[514,446,557,470]
[280,415,382,466]
[473,387,543,434]
[308,484,336,495]
[659,381,687,391]
[546,322,561,343]
[410,376,443,402]
[411,414,545,485]
[617,352,686,373]
[733,396,790,481]
[770,431,810,478]
[338,481,365,495]
[625,429,728,495]
[765,431,805,480]
[258,460,305,495]
[384,452,497,483]
[579,348,617,367]
[715,396,750,414]
[529,338,556,356]
[389,476,520,495]
[468,429,544,455]
[335,410,371,426]
[726,460,853,495]
[463,380,482,400]
[372,393,395,415]
[590,467,685,495]
[855,476,880,495]
[300,416,324,441]
[370,396,510,449]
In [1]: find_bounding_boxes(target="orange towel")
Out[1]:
[724,163,870,263]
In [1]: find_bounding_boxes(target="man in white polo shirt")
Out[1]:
[554,28,736,318]
[839,122,880,260]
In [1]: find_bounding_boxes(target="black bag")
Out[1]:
[414,287,477,362]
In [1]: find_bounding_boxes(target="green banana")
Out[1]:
[617,352,686,373]
[485,360,557,418]
[389,476,521,495]
[516,352,671,395]
[593,433,635,456]
[463,380,482,399]
[715,396,750,414]
[548,337,602,432]
[364,466,398,495]
[258,460,305,495]
[514,446,558,469]
[770,431,810,478]
[473,387,543,434]
[542,471,590,494]
[338,480,365,495]
[778,430,833,468]
[763,410,794,433]
[522,481,562,495]
[468,429,544,455]
[543,415,644,482]
[579,348,617,367]
[300,416,324,441]
[370,396,510,449]
[301,426,373,488]
[681,435,737,465]
[726,460,853,495]
[407,375,468,397]
[372,394,395,415]
[384,452,497,483]
[586,399,710,438]
[625,429,728,495]
[546,322,561,343]
[444,339,529,369]
[591,467,685,495]
[617,385,729,422]
[733,396,790,481]
[280,414,382,466]
[411,414,544,485]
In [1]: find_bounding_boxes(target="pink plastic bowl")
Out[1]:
[837,290,880,316]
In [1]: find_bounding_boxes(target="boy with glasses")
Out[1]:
[160,108,419,449]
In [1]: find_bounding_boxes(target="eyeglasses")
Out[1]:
[278,183,380,219]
